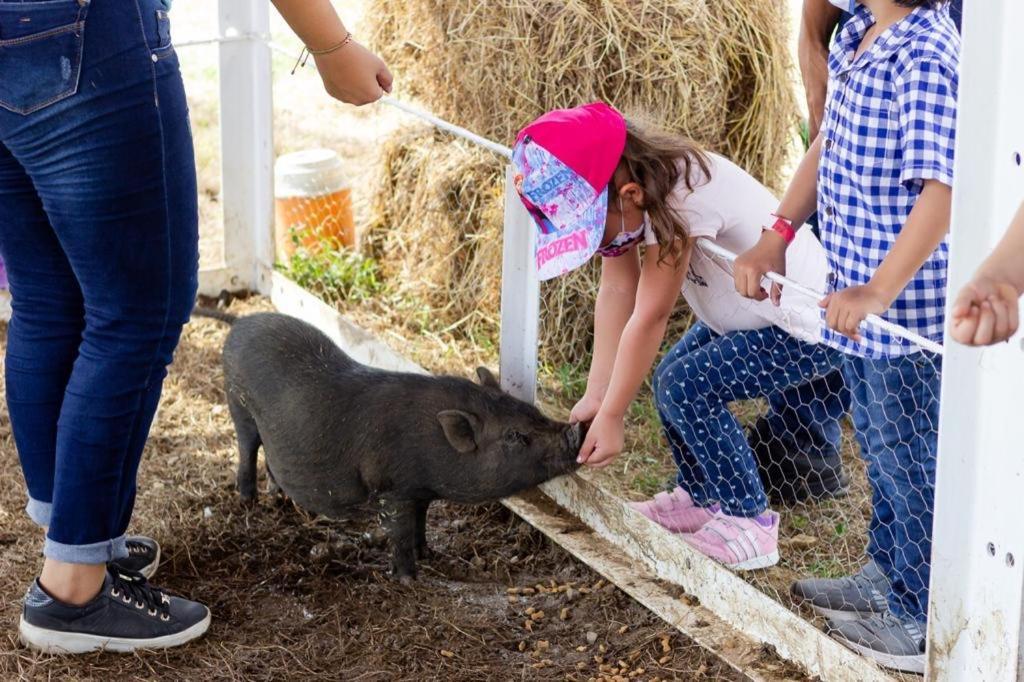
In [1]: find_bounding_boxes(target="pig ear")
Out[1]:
[476,367,500,390]
[437,410,481,453]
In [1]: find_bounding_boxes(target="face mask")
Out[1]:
[596,196,645,258]
[826,0,857,12]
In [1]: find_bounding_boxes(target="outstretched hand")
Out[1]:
[576,412,624,469]
[314,40,393,106]
[951,276,1020,346]
[569,394,602,426]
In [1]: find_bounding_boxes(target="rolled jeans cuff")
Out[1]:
[43,534,128,564]
[26,497,52,528]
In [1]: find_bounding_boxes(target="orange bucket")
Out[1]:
[274,149,354,261]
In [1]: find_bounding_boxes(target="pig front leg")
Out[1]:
[415,500,432,560]
[379,498,418,583]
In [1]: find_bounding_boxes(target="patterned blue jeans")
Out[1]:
[654,323,845,517]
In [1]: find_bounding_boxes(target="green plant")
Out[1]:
[799,118,812,152]
[808,558,848,579]
[554,363,588,396]
[280,244,385,304]
[630,470,670,497]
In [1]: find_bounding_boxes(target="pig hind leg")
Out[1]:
[380,498,418,583]
[266,464,283,498]
[414,500,432,560]
[228,395,262,502]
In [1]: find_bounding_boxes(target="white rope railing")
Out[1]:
[173,33,269,49]
[696,240,946,355]
[377,97,515,160]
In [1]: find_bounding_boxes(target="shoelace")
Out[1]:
[861,612,925,645]
[108,568,171,621]
[126,541,149,556]
[840,564,883,592]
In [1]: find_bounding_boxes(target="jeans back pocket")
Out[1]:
[0,1,89,115]
[152,8,173,59]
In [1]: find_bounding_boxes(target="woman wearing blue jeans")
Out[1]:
[1,0,391,654]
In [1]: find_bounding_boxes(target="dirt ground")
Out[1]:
[0,298,746,682]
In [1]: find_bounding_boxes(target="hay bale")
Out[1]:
[364,0,796,369]
[365,128,506,345]
[369,0,797,190]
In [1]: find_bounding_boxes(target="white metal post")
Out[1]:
[216,0,274,295]
[499,166,540,403]
[928,1,1024,678]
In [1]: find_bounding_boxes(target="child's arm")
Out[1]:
[570,252,641,424]
[271,0,393,104]
[734,134,823,303]
[578,244,690,468]
[951,200,1024,346]
[820,180,951,341]
[799,0,843,141]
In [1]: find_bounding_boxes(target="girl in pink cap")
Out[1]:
[513,104,846,570]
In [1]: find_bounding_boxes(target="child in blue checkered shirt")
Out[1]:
[733,0,959,673]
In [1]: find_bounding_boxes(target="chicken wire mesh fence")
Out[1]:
[626,242,942,648]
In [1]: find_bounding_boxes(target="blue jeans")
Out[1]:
[0,0,197,563]
[842,353,941,626]
[654,323,845,517]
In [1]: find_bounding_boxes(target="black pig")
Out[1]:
[220,312,582,580]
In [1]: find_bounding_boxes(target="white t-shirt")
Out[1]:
[643,153,829,344]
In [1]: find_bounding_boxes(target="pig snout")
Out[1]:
[567,421,589,453]
[567,423,579,452]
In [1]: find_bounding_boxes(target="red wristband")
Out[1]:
[765,215,796,244]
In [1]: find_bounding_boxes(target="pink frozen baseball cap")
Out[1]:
[512,103,627,280]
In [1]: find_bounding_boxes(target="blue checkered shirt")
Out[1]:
[818,5,959,357]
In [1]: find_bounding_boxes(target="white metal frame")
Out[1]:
[193,0,1021,677]
[928,1,1024,678]
[499,167,540,403]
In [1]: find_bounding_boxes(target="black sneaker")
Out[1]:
[19,568,210,654]
[749,417,849,504]
[111,536,161,579]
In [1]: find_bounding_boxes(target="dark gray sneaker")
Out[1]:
[19,568,209,654]
[790,560,890,621]
[111,536,161,579]
[826,612,926,674]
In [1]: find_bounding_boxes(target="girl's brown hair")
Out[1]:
[616,117,711,265]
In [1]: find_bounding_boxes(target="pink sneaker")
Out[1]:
[627,487,716,534]
[682,510,780,571]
